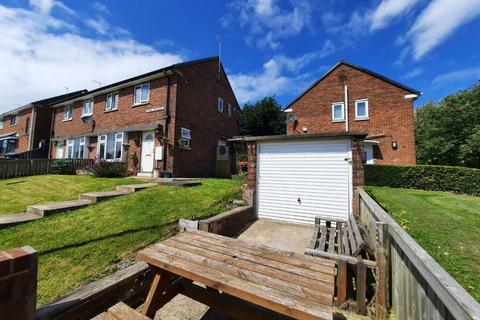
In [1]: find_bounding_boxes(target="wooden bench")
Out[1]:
[92,302,150,320]
[305,214,376,316]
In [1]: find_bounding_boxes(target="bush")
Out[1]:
[88,160,128,178]
[50,159,73,174]
[365,164,480,196]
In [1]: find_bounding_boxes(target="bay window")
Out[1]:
[98,132,124,160]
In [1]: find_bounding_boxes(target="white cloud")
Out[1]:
[229,42,334,104]
[406,0,480,60]
[432,67,480,86]
[30,0,75,16]
[401,67,424,79]
[0,3,182,113]
[92,2,110,15]
[225,0,313,49]
[370,0,420,31]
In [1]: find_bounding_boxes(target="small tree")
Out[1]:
[240,96,286,136]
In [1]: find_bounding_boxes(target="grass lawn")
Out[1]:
[0,174,144,215]
[0,178,243,305]
[365,186,480,302]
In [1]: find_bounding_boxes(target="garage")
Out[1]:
[236,132,366,225]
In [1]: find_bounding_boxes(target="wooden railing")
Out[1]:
[0,159,94,179]
[357,188,480,320]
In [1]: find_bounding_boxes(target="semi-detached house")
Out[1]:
[50,56,240,177]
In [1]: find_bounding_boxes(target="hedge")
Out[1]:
[365,164,480,196]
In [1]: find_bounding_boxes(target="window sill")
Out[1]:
[355,117,370,121]
[331,119,345,123]
[63,119,72,122]
[132,102,149,107]
[81,114,93,118]
[104,109,118,114]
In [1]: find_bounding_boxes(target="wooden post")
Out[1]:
[356,259,367,315]
[336,260,347,304]
[375,222,390,319]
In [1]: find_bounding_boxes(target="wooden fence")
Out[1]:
[0,159,94,179]
[357,188,480,320]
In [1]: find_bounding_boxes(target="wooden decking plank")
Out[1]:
[347,219,358,256]
[138,247,333,320]
[109,302,150,320]
[327,228,336,254]
[309,224,321,249]
[337,222,343,255]
[156,242,333,304]
[91,313,113,320]
[177,234,335,284]
[166,238,334,295]
[342,227,350,256]
[189,230,335,269]
[318,226,327,252]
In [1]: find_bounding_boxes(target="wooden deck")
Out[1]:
[137,230,336,320]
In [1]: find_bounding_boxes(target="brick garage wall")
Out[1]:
[0,108,33,154]
[287,64,416,165]
[0,246,38,320]
[172,59,240,177]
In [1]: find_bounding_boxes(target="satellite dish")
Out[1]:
[81,116,93,124]
[288,114,297,122]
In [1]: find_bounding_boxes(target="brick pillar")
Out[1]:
[351,137,365,215]
[242,141,257,206]
[0,246,38,320]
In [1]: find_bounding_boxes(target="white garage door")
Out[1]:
[257,139,352,225]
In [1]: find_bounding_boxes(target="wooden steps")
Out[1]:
[92,302,150,320]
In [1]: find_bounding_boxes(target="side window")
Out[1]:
[332,102,344,121]
[179,127,191,149]
[355,99,369,119]
[10,115,18,126]
[227,103,232,117]
[217,97,224,113]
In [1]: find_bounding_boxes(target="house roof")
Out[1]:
[0,90,88,118]
[229,131,368,142]
[51,56,220,107]
[284,60,421,110]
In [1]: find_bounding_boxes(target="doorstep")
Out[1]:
[137,172,153,178]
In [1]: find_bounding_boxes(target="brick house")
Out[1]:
[50,56,240,177]
[284,60,421,165]
[0,91,86,158]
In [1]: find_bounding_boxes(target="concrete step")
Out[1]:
[78,189,130,203]
[27,199,93,216]
[157,181,201,187]
[0,213,42,228]
[115,183,158,193]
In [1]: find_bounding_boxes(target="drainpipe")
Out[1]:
[162,72,171,172]
[344,84,349,132]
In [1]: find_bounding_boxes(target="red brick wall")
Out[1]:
[172,60,240,177]
[0,246,38,320]
[287,64,416,165]
[0,108,33,154]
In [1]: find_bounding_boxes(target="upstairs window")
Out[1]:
[25,117,30,134]
[10,115,18,126]
[227,103,233,117]
[82,99,93,117]
[64,105,73,120]
[134,83,150,105]
[217,97,224,113]
[179,127,191,149]
[105,92,119,111]
[355,99,369,119]
[0,119,3,129]
[332,102,344,121]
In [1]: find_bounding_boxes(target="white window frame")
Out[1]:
[66,136,87,159]
[332,102,345,121]
[82,99,94,117]
[105,92,119,111]
[133,83,150,105]
[10,115,18,126]
[227,103,232,117]
[355,99,369,119]
[0,120,3,129]
[97,132,124,161]
[217,97,224,113]
[64,105,73,120]
[180,127,191,140]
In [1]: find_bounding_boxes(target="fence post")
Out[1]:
[375,221,389,319]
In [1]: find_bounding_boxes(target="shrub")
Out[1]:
[365,164,480,196]
[50,159,73,174]
[88,160,128,178]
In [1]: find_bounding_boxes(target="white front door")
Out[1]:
[257,139,352,224]
[141,131,155,172]
[56,141,64,159]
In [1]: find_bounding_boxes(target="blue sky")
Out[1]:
[1,0,480,113]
